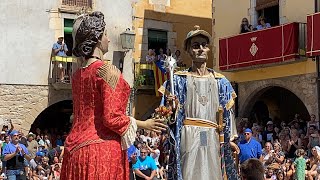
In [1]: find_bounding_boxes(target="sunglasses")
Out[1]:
[140,152,147,154]
[244,133,250,135]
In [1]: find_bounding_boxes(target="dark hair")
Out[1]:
[73,11,106,58]
[240,158,264,180]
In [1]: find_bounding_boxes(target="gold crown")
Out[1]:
[250,37,257,42]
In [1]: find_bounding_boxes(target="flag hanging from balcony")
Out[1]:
[153,61,169,96]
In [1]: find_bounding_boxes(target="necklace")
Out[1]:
[192,76,212,106]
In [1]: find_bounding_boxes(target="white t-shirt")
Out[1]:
[141,135,151,143]
[151,137,159,146]
[151,149,160,166]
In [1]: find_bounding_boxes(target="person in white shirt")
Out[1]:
[150,131,159,147]
[146,143,161,178]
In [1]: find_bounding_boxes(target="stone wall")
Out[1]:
[0,84,72,134]
[238,73,318,118]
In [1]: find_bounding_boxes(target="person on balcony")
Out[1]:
[60,11,166,180]
[240,17,253,33]
[173,50,185,67]
[256,16,271,30]
[52,36,68,82]
[146,49,156,63]
[162,25,239,180]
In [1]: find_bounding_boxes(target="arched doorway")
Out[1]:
[244,86,309,126]
[30,100,73,135]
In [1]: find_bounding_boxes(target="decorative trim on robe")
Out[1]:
[225,91,237,111]
[97,63,121,90]
[121,117,138,150]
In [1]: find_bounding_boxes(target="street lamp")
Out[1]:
[120,28,136,50]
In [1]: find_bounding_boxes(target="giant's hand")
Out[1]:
[143,119,167,133]
[230,142,240,154]
[166,95,178,110]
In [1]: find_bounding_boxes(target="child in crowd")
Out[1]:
[265,168,276,180]
[292,149,306,180]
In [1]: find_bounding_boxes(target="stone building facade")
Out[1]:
[238,73,318,119]
[0,0,136,134]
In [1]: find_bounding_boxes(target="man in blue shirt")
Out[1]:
[133,147,157,180]
[52,36,68,57]
[238,128,262,164]
[2,130,31,180]
[52,36,68,82]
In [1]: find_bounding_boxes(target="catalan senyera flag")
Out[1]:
[153,61,169,96]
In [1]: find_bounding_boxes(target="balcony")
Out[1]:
[219,22,306,71]
[134,62,155,91]
[307,12,320,57]
[49,56,78,90]
[60,0,92,13]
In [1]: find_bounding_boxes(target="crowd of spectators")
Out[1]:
[128,129,169,180]
[237,113,320,180]
[240,16,272,34]
[0,122,64,180]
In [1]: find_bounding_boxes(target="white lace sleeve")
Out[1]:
[121,117,138,150]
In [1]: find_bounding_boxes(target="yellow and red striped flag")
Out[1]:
[153,61,169,96]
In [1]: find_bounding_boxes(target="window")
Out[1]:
[148,30,168,54]
[64,19,74,56]
[62,0,92,8]
[256,0,279,27]
[316,0,320,12]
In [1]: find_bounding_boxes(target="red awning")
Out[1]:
[307,12,320,57]
[219,23,299,71]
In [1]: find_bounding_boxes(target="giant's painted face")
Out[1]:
[188,35,210,62]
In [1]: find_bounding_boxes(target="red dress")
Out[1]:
[61,60,132,180]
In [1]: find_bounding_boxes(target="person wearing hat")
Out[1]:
[262,120,275,144]
[238,128,262,164]
[52,35,69,82]
[27,133,38,159]
[162,25,238,180]
[2,130,31,179]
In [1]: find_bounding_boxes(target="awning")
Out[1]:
[256,0,279,11]
[219,23,300,71]
[307,12,320,57]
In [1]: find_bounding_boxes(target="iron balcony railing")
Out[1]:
[62,0,92,8]
[50,56,78,85]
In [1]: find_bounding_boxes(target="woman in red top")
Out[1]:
[60,11,166,180]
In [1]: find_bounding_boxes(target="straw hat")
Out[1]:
[183,25,213,51]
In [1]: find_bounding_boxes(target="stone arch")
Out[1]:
[21,99,48,135]
[22,96,72,135]
[238,77,316,119]
[48,88,72,106]
[29,99,73,134]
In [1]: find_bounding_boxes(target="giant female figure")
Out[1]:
[61,12,166,180]
[161,26,238,180]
